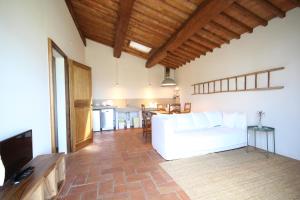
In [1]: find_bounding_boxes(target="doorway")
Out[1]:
[48,39,71,153]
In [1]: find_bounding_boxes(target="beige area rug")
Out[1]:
[160,148,300,200]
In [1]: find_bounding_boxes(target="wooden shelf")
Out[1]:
[0,153,65,200]
[192,67,284,95]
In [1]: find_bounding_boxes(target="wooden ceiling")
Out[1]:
[66,0,299,68]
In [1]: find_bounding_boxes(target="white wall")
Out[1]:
[85,39,174,100]
[0,0,85,156]
[177,8,300,160]
[45,1,85,63]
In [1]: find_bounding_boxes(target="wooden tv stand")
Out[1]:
[0,153,65,200]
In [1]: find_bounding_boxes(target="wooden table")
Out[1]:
[150,110,190,115]
[150,110,170,115]
[0,153,65,200]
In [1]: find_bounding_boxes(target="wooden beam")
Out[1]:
[146,0,235,67]
[114,0,135,58]
[172,51,195,61]
[177,47,200,58]
[180,44,204,56]
[289,0,300,7]
[175,50,198,60]
[169,54,187,63]
[165,59,184,67]
[187,39,213,52]
[221,13,253,33]
[167,54,187,64]
[193,34,221,48]
[184,40,209,53]
[169,52,192,63]
[262,0,285,18]
[210,21,240,39]
[202,28,230,44]
[164,57,183,66]
[160,60,178,68]
[65,0,86,46]
[233,3,268,26]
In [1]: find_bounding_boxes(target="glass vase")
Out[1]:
[258,121,263,129]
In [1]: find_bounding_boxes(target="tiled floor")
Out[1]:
[58,128,190,200]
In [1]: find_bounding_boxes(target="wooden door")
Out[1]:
[68,60,93,152]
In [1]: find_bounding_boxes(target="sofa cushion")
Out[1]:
[223,112,238,128]
[192,113,209,129]
[173,127,246,152]
[174,113,196,131]
[204,112,223,127]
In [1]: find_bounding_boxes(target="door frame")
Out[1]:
[48,38,71,153]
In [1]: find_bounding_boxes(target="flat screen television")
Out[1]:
[0,130,33,182]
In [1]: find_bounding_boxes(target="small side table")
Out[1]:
[247,126,275,157]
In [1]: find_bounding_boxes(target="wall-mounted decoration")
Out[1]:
[192,67,284,95]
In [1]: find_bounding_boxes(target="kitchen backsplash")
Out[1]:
[93,98,177,108]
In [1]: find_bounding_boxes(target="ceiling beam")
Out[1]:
[233,3,268,26]
[169,52,193,62]
[113,0,135,58]
[185,40,212,53]
[221,13,253,33]
[202,28,230,44]
[164,57,183,66]
[159,60,178,68]
[179,44,203,56]
[209,21,240,39]
[166,53,187,63]
[65,0,86,46]
[289,0,300,6]
[262,0,285,18]
[175,49,198,60]
[193,34,221,48]
[146,0,236,68]
[172,51,195,62]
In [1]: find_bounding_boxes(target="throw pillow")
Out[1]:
[175,113,196,131]
[192,112,209,129]
[204,112,223,127]
[223,112,238,128]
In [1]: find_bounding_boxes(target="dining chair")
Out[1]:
[157,104,166,111]
[183,102,192,113]
[142,111,152,141]
[169,103,181,114]
[141,104,146,135]
[141,104,146,112]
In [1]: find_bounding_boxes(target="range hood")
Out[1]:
[161,68,176,87]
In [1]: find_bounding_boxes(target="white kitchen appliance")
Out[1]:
[101,108,115,130]
[92,110,101,132]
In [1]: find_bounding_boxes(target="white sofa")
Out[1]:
[152,112,247,160]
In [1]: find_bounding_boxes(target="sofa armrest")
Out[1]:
[152,115,174,155]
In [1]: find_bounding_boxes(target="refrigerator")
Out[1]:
[100,109,115,130]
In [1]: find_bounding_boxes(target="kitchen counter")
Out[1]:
[93,106,140,112]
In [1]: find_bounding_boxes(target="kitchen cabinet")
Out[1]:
[115,107,140,129]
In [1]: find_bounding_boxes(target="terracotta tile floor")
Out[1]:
[58,128,190,200]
